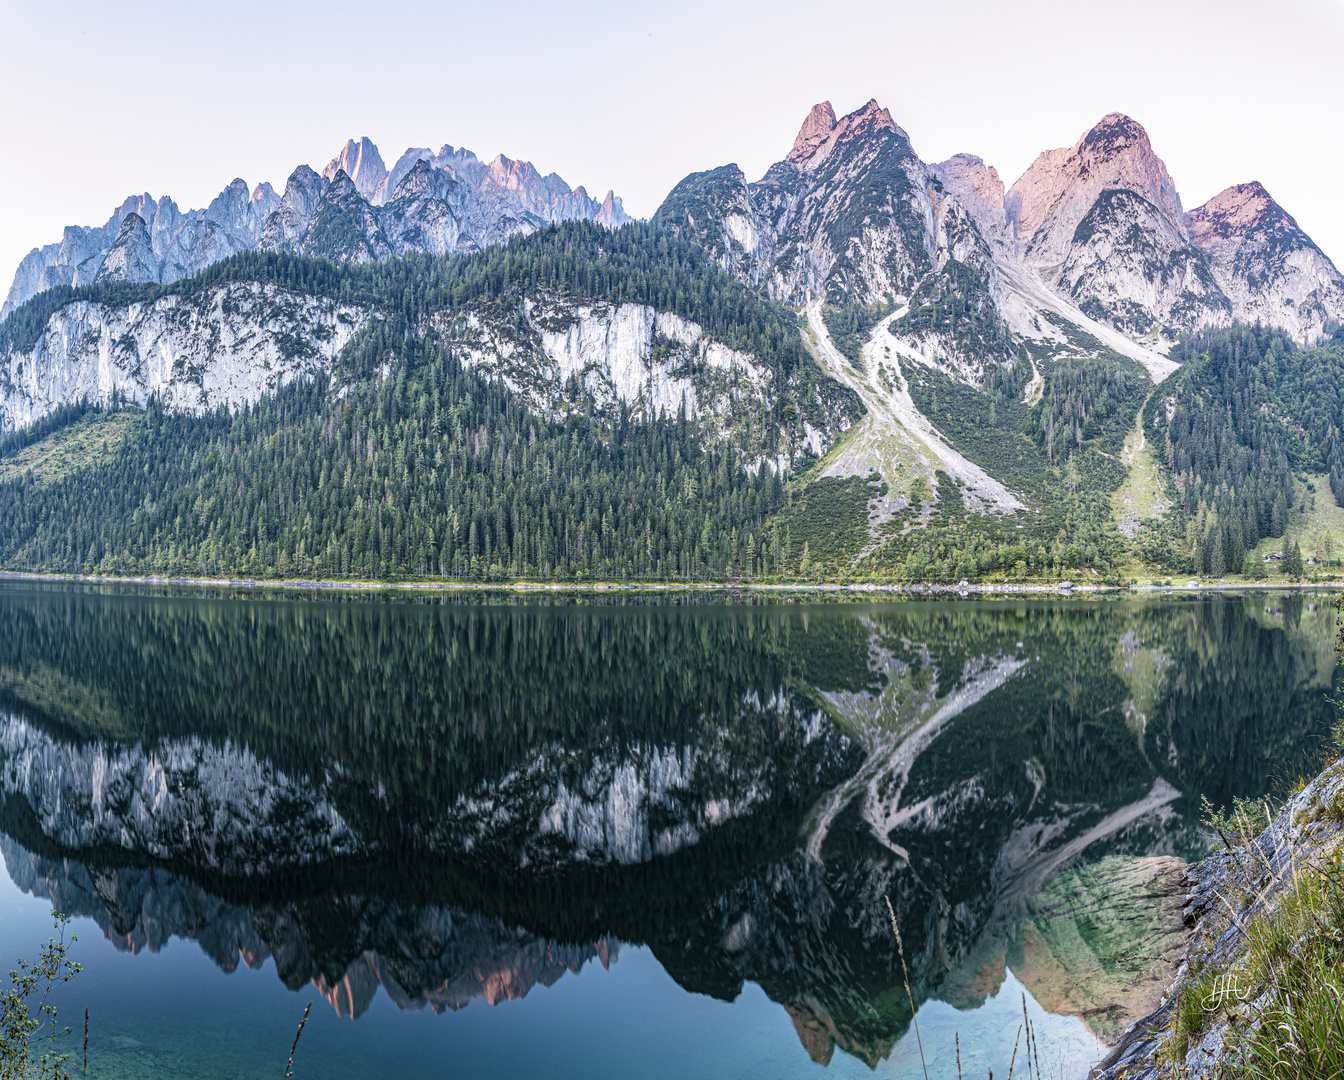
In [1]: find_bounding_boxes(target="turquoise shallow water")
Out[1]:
[0,586,1336,1078]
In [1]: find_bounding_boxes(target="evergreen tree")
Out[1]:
[1209,527,1226,577]
[1281,539,1303,579]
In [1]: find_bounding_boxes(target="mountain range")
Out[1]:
[0,135,630,321]
[9,105,1339,351]
[659,102,1342,367]
[0,98,1341,585]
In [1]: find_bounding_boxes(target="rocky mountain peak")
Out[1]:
[845,98,901,136]
[107,194,158,235]
[1079,112,1158,159]
[787,102,837,167]
[205,178,252,225]
[486,154,543,192]
[256,165,330,253]
[596,189,628,227]
[432,144,479,179]
[788,99,904,173]
[374,148,434,205]
[1185,181,1344,343]
[930,154,1009,243]
[93,213,155,284]
[4,131,629,321]
[385,157,451,202]
[322,137,388,202]
[322,169,358,200]
[1006,112,1184,266]
[1186,181,1299,245]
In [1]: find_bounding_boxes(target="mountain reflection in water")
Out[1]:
[0,586,1336,1071]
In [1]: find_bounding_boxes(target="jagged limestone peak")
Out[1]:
[322,136,388,202]
[373,147,434,204]
[787,99,905,172]
[93,213,156,284]
[930,154,1010,243]
[1187,181,1310,246]
[787,102,838,167]
[1186,180,1344,342]
[1007,112,1184,257]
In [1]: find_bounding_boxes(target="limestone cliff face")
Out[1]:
[446,298,846,466]
[1186,182,1344,343]
[0,280,846,466]
[0,282,369,430]
[1057,187,1229,336]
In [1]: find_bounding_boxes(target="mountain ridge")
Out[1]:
[1,135,631,320]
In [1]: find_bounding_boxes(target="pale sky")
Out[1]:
[3,0,1342,293]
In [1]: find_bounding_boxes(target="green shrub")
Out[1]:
[1,913,82,1079]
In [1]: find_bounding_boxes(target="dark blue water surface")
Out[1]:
[0,585,1336,1078]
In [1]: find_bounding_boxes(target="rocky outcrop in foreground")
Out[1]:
[1094,759,1344,1078]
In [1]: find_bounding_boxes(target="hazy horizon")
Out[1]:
[3,0,1342,295]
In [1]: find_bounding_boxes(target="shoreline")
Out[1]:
[1095,757,1344,1078]
[0,569,1338,597]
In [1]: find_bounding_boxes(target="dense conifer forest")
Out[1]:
[0,216,1341,584]
[0,223,830,582]
[0,351,783,581]
[1147,325,1344,576]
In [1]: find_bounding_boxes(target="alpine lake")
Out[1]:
[0,583,1338,1080]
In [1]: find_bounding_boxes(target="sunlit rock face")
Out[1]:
[1186,181,1344,343]
[1001,113,1230,336]
[665,101,1343,375]
[1007,114,1186,268]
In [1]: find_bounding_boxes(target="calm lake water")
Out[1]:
[0,585,1337,1079]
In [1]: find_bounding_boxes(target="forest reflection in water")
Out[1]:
[0,584,1336,1075]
